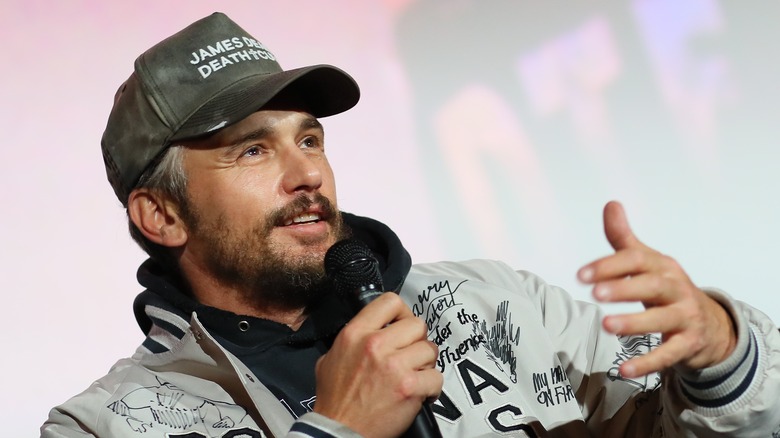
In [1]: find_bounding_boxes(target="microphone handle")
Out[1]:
[402,403,442,438]
[354,286,443,438]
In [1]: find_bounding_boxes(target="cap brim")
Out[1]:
[172,64,360,141]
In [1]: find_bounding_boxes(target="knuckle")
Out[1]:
[628,248,646,268]
[412,318,428,338]
[434,371,445,392]
[383,292,404,308]
[421,344,439,365]
[396,373,418,399]
[655,349,676,370]
[339,322,361,343]
[381,290,397,302]
[665,276,685,294]
[679,302,703,324]
[363,333,385,357]
[662,255,683,273]
[648,275,664,293]
[427,340,440,356]
[686,333,706,355]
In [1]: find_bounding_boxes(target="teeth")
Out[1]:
[285,213,321,225]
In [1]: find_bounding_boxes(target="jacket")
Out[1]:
[41,214,780,437]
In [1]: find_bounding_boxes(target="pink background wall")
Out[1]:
[2,1,778,434]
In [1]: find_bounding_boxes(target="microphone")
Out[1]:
[325,238,442,438]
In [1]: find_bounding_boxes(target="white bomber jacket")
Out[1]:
[401,259,780,436]
[42,214,780,437]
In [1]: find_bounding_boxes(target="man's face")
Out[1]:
[178,109,347,309]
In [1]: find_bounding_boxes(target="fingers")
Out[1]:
[603,305,696,378]
[580,247,674,285]
[591,271,685,306]
[416,367,445,400]
[619,336,690,378]
[579,201,738,378]
[603,200,642,251]
[328,292,437,380]
[390,343,443,400]
[580,201,685,287]
[591,201,686,284]
[579,201,652,284]
[398,337,438,366]
[354,316,434,364]
[601,306,682,336]
[314,292,442,436]
[348,292,416,330]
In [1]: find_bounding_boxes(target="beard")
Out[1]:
[181,192,349,311]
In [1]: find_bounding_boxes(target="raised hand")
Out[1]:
[313,292,442,438]
[577,201,736,378]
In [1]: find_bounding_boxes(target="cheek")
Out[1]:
[188,176,225,210]
[319,162,338,202]
[189,173,275,223]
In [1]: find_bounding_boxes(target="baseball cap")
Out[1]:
[101,12,360,206]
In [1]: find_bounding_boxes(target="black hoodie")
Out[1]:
[132,212,411,418]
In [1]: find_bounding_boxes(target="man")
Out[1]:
[42,12,780,438]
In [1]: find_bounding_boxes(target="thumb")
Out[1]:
[603,200,641,251]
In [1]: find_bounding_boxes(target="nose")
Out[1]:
[280,146,323,194]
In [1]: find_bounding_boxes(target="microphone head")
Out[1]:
[325,238,384,297]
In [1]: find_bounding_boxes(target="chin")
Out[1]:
[282,238,331,260]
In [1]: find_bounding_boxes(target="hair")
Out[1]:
[127,146,189,269]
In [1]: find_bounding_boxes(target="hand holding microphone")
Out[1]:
[312,239,442,438]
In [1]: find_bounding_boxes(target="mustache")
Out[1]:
[265,193,338,230]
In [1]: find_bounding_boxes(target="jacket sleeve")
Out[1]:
[658,288,780,437]
[41,408,97,438]
[41,397,362,438]
[288,413,363,438]
[526,269,780,437]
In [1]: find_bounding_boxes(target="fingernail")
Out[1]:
[578,267,594,282]
[622,363,635,377]
[594,285,610,300]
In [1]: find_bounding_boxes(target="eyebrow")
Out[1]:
[300,116,323,133]
[222,115,324,155]
[229,127,272,148]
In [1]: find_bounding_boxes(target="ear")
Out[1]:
[127,188,189,248]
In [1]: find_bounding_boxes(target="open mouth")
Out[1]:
[283,212,323,226]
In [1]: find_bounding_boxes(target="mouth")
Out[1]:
[271,194,336,232]
[283,211,324,226]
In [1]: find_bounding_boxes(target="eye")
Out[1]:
[242,145,262,157]
[299,136,321,149]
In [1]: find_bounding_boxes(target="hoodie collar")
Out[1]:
[132,212,412,340]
